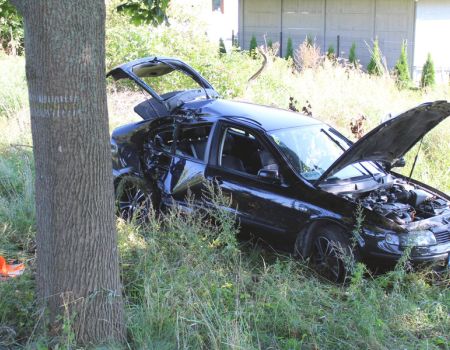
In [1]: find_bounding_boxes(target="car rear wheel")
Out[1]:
[115,176,153,223]
[310,226,353,283]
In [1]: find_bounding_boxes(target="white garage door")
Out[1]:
[414,0,450,81]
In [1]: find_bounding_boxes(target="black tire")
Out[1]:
[115,176,154,224]
[310,226,353,283]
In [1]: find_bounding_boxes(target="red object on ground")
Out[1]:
[0,255,25,278]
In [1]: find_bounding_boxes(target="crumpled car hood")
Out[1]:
[318,100,450,182]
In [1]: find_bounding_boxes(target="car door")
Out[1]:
[205,122,311,242]
[159,122,214,211]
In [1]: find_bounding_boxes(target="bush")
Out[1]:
[349,42,357,67]
[421,53,435,88]
[295,37,321,70]
[327,45,335,60]
[394,41,411,89]
[367,38,383,76]
[249,34,257,59]
[106,3,261,100]
[0,0,23,55]
[285,37,293,59]
[218,37,226,56]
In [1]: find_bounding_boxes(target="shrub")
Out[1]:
[105,3,261,100]
[286,37,293,59]
[218,37,226,56]
[394,41,411,89]
[327,45,335,60]
[249,34,257,59]
[349,42,357,67]
[0,0,24,55]
[421,53,435,88]
[306,34,314,47]
[367,38,383,76]
[295,37,321,70]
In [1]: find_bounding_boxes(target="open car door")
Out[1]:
[107,57,218,119]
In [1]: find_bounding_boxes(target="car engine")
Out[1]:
[358,182,448,225]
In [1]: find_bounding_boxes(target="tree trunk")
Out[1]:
[11,0,125,344]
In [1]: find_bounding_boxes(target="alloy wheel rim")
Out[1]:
[118,184,151,223]
[312,236,342,282]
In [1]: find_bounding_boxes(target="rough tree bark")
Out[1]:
[11,0,125,344]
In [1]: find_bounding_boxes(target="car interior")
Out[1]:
[151,124,280,177]
[175,125,212,161]
[219,127,279,176]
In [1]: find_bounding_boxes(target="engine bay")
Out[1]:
[356,181,449,225]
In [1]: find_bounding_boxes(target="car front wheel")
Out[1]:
[310,226,353,283]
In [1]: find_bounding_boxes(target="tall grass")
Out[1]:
[0,53,27,120]
[119,199,449,350]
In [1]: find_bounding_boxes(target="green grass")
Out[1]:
[0,53,27,120]
[0,0,449,347]
[119,204,450,350]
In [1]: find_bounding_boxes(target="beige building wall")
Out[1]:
[240,0,282,50]
[239,0,415,69]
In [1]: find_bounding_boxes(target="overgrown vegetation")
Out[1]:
[0,0,23,55]
[1,0,450,347]
[295,37,321,70]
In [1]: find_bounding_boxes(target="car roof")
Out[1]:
[181,99,321,132]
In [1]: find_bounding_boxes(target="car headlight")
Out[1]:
[385,230,437,247]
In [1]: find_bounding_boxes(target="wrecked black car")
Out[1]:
[108,57,450,282]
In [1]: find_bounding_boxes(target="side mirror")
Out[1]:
[258,169,280,183]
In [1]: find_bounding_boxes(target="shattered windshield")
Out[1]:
[269,124,385,181]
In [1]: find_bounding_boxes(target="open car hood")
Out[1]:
[318,100,450,183]
[107,56,218,117]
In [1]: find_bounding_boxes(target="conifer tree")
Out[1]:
[421,53,436,88]
[367,38,382,75]
[219,37,226,56]
[249,34,257,59]
[286,37,293,59]
[327,45,335,60]
[349,42,357,67]
[394,40,411,89]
